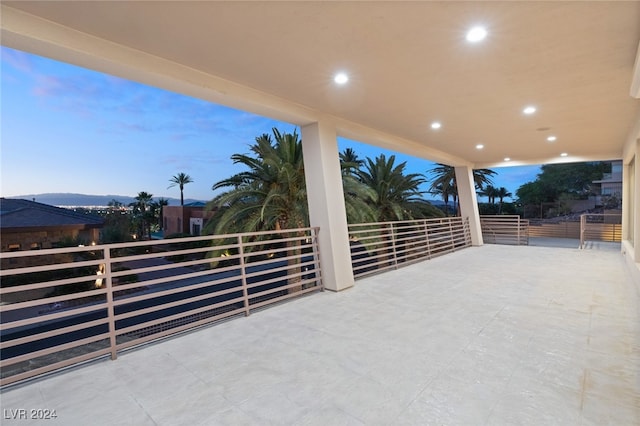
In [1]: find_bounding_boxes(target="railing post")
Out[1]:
[517,216,521,245]
[424,220,432,259]
[103,247,118,360]
[311,227,324,291]
[389,222,399,269]
[579,214,585,249]
[237,235,251,316]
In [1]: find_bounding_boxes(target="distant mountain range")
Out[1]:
[6,193,206,207]
[6,192,447,208]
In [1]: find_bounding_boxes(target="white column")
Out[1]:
[455,166,483,246]
[631,141,640,263]
[621,157,632,247]
[301,121,354,292]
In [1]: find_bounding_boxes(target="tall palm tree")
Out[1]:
[356,154,436,221]
[427,163,496,215]
[168,172,194,206]
[206,129,306,293]
[157,197,169,229]
[430,183,453,215]
[130,191,154,238]
[495,187,512,214]
[480,185,498,204]
[206,128,376,234]
[339,147,364,176]
[131,191,153,212]
[207,129,307,234]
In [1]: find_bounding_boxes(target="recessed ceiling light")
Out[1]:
[476,144,484,150]
[523,106,536,115]
[504,157,511,162]
[431,122,442,130]
[466,26,487,43]
[334,72,349,85]
[560,152,568,157]
[547,136,557,142]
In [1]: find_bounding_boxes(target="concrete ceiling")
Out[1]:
[3,1,640,167]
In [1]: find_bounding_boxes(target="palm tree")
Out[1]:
[207,129,308,234]
[209,128,306,292]
[132,191,153,212]
[130,191,154,238]
[356,154,436,221]
[339,147,364,176]
[168,172,194,206]
[480,185,498,204]
[473,168,497,192]
[427,163,496,215]
[157,197,169,229]
[107,198,123,211]
[207,128,376,234]
[495,187,512,213]
[430,183,453,215]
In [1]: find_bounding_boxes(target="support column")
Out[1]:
[455,166,483,246]
[624,140,640,263]
[301,121,354,291]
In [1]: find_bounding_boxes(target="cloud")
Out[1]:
[1,48,33,73]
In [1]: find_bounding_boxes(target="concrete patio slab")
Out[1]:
[1,244,638,425]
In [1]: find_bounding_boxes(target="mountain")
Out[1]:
[6,193,206,207]
[8,192,446,208]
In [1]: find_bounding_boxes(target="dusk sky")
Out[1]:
[1,46,540,205]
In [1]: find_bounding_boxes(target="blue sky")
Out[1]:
[1,46,540,204]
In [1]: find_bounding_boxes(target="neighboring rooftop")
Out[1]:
[0,198,104,229]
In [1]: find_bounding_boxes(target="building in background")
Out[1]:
[0,198,104,252]
[593,160,623,209]
[162,202,214,236]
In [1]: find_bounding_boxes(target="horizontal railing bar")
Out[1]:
[0,348,112,387]
[0,304,108,331]
[114,289,245,322]
[115,307,247,352]
[0,259,105,278]
[0,273,105,295]
[1,317,109,348]
[115,299,246,336]
[245,267,319,290]
[111,276,241,307]
[243,260,317,281]
[1,333,111,367]
[0,245,104,259]
[249,285,320,310]
[0,289,107,313]
[111,274,237,297]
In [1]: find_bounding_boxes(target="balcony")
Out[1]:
[1,219,638,424]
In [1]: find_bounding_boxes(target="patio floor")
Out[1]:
[1,244,638,425]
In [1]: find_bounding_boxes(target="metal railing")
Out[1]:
[528,220,580,239]
[579,214,622,248]
[348,217,471,279]
[0,227,322,386]
[480,215,529,245]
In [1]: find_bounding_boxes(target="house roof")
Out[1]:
[0,198,104,229]
[2,2,639,168]
[184,202,206,208]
